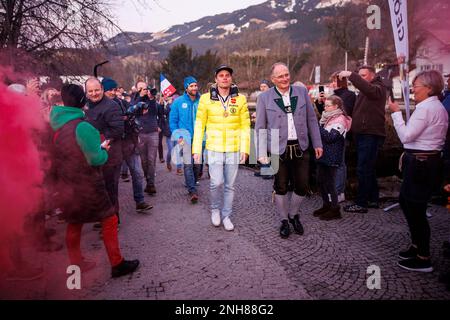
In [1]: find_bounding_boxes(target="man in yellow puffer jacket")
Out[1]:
[193,65,250,231]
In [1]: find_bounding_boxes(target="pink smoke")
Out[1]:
[0,67,45,270]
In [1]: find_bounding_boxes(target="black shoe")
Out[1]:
[136,202,153,213]
[262,175,274,180]
[438,270,450,283]
[368,201,380,209]
[254,172,261,177]
[398,246,418,260]
[145,185,156,195]
[289,215,304,235]
[279,220,290,239]
[93,222,102,230]
[443,241,450,250]
[111,259,140,278]
[320,206,342,221]
[397,257,433,273]
[313,204,331,217]
[443,247,450,259]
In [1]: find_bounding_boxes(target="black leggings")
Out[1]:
[317,163,338,208]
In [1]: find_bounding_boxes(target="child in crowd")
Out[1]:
[314,95,352,220]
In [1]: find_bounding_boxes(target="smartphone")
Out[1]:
[319,85,325,93]
[389,88,395,102]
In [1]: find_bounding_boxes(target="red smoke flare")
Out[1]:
[0,67,44,271]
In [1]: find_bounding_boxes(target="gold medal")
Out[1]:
[224,111,229,117]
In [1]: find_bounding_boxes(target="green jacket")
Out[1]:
[50,106,108,166]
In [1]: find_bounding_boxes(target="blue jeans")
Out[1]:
[178,141,197,194]
[121,161,129,176]
[165,136,173,164]
[207,150,240,218]
[355,134,384,207]
[124,151,145,204]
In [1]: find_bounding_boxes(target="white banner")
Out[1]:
[315,66,321,84]
[389,0,410,120]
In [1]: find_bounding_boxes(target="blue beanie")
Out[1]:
[184,76,197,89]
[101,77,118,92]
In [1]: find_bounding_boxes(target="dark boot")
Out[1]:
[320,206,342,221]
[145,185,156,195]
[313,203,331,217]
[111,259,140,278]
[279,220,290,239]
[289,215,304,235]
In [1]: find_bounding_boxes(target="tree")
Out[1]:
[158,44,221,94]
[0,0,118,52]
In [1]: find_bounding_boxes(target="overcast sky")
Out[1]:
[113,0,267,34]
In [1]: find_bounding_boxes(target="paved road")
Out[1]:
[1,160,450,300]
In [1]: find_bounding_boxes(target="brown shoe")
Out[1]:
[145,185,156,195]
[176,168,183,176]
[167,163,172,172]
[189,193,199,204]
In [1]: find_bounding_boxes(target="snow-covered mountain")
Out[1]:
[107,0,357,57]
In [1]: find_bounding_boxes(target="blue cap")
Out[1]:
[101,77,118,92]
[184,76,197,89]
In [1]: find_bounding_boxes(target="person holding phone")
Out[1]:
[338,66,386,213]
[388,70,448,272]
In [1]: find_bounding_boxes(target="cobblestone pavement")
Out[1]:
[2,161,450,300]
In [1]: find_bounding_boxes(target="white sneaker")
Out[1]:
[223,217,234,231]
[211,209,221,227]
[338,193,346,203]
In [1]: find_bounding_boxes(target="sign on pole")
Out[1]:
[389,0,410,121]
[315,66,321,84]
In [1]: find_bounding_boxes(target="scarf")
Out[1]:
[319,108,344,126]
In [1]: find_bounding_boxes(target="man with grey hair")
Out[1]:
[256,62,323,239]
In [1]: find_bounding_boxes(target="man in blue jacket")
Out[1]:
[169,76,201,203]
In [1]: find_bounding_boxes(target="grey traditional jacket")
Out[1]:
[255,85,322,158]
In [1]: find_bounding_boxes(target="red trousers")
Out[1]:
[66,215,123,267]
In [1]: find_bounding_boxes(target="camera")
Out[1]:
[127,101,149,115]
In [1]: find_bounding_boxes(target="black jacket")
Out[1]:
[86,96,124,165]
[348,73,387,137]
[132,94,161,134]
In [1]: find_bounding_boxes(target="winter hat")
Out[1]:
[101,77,118,92]
[260,79,270,86]
[61,84,86,109]
[184,76,197,89]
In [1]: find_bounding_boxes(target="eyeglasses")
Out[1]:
[273,73,290,80]
[412,85,427,89]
